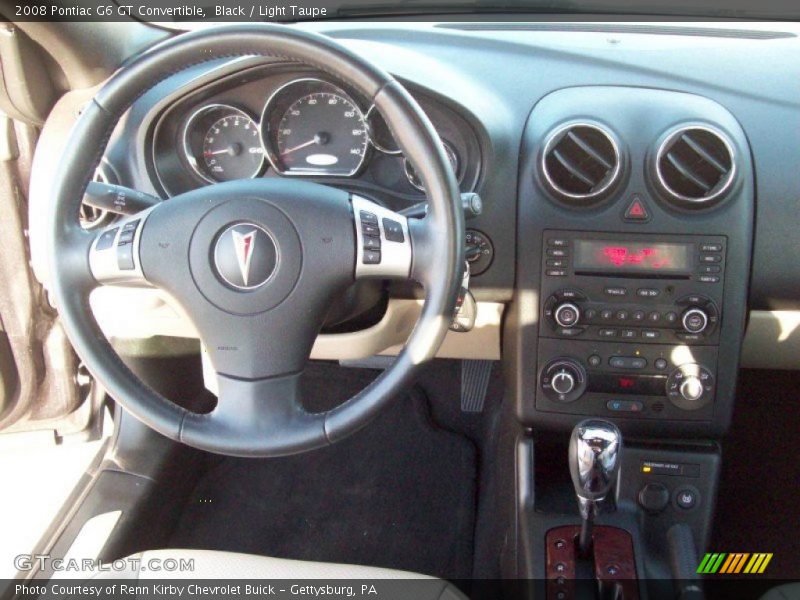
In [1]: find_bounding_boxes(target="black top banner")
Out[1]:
[1,0,799,23]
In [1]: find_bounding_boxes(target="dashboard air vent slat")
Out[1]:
[656,126,735,207]
[542,124,620,202]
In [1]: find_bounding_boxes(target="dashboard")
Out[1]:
[27,21,800,438]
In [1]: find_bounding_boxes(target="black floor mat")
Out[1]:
[169,367,477,580]
[712,369,800,580]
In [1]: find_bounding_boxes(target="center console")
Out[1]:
[508,85,755,593]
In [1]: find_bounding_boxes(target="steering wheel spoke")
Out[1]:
[352,195,413,281]
[181,372,326,457]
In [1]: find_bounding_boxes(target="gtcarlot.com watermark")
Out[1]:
[15,554,195,573]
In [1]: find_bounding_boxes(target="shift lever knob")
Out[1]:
[569,419,622,519]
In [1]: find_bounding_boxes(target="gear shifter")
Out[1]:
[569,419,622,556]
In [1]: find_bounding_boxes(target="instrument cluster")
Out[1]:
[150,67,480,202]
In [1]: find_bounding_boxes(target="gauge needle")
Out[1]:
[281,133,330,156]
[204,144,242,157]
[280,139,317,156]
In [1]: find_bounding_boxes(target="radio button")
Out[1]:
[604,286,628,297]
[599,328,619,338]
[548,238,569,247]
[632,310,646,322]
[601,309,614,320]
[616,310,629,321]
[547,248,568,257]
[700,265,721,274]
[698,275,720,283]
[682,308,709,334]
[584,308,597,320]
[554,303,580,327]
[557,289,586,300]
[664,311,678,324]
[558,327,585,337]
[642,330,661,339]
[700,254,722,263]
[700,243,723,253]
[620,329,638,339]
[546,259,566,268]
[648,311,661,322]
[637,288,660,298]
[546,269,566,277]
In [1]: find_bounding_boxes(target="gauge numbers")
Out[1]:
[183,105,264,183]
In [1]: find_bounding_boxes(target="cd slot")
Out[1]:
[574,270,691,280]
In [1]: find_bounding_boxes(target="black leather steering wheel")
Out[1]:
[46,24,464,457]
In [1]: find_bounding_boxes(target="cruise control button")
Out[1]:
[96,228,118,251]
[382,218,405,242]
[362,249,381,264]
[117,244,135,270]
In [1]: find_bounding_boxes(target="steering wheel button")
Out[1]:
[117,244,135,270]
[382,218,405,242]
[361,223,380,237]
[121,219,140,232]
[359,210,378,224]
[96,228,118,251]
[363,237,381,250]
[362,249,381,264]
[118,230,135,244]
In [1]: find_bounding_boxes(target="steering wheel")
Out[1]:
[46,24,464,457]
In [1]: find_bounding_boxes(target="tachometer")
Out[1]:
[262,79,369,177]
[182,105,264,183]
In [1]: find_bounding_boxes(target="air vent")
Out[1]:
[541,123,621,202]
[655,126,735,207]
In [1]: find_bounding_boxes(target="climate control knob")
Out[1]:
[679,376,704,402]
[541,358,587,403]
[551,370,576,395]
[682,308,709,334]
[554,303,581,328]
[666,363,714,410]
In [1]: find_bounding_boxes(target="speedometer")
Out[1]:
[262,79,369,177]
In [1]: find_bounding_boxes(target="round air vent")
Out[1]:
[541,123,621,202]
[80,160,118,230]
[655,126,735,207]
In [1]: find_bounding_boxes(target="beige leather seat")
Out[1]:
[95,549,467,600]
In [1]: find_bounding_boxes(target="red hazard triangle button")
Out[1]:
[624,196,650,222]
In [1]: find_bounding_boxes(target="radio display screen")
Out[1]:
[574,240,693,275]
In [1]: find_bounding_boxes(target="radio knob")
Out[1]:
[682,308,709,334]
[551,370,576,395]
[554,302,581,328]
[679,376,704,402]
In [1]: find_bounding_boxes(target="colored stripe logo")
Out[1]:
[697,553,773,574]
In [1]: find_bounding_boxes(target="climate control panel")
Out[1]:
[535,338,717,421]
